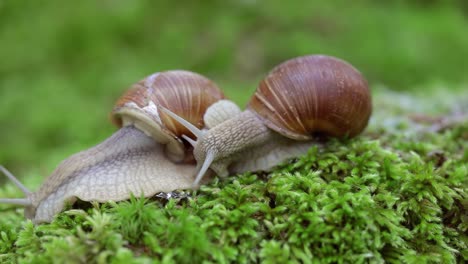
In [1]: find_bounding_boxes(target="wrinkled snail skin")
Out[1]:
[191,111,276,176]
[164,55,372,186]
[175,106,315,184]
[0,70,228,224]
[0,56,372,223]
[4,127,199,223]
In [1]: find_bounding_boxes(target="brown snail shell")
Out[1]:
[248,55,372,140]
[0,70,227,223]
[112,70,225,161]
[160,55,373,187]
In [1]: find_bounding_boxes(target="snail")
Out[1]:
[163,55,372,186]
[0,70,238,224]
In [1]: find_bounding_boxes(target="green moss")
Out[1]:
[1,97,466,263]
[1,1,468,263]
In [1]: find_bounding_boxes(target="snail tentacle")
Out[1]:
[160,107,205,139]
[181,55,371,183]
[0,165,31,195]
[1,70,230,223]
[193,151,215,187]
[182,135,197,148]
[0,198,31,206]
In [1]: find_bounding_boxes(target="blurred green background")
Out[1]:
[1,0,467,177]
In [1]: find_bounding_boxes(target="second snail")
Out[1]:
[0,54,372,223]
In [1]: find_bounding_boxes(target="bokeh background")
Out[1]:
[1,0,467,179]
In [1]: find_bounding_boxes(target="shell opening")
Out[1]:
[114,106,185,162]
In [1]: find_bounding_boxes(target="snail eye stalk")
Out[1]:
[160,107,204,139]
[192,151,215,187]
[0,165,30,195]
[0,165,32,206]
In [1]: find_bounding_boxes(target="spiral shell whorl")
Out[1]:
[248,55,372,140]
[112,70,225,138]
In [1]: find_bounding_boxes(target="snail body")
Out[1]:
[1,55,373,223]
[164,55,372,186]
[0,70,230,223]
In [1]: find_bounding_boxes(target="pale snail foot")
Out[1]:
[0,126,201,224]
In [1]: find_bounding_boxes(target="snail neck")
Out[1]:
[194,110,275,176]
[230,133,314,174]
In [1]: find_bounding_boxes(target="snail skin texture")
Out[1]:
[163,54,372,186]
[0,70,235,224]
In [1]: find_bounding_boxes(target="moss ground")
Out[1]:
[1,1,467,263]
[0,89,466,263]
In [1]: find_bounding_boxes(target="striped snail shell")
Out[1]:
[162,55,373,187]
[0,70,231,223]
[248,55,372,140]
[112,70,225,162]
